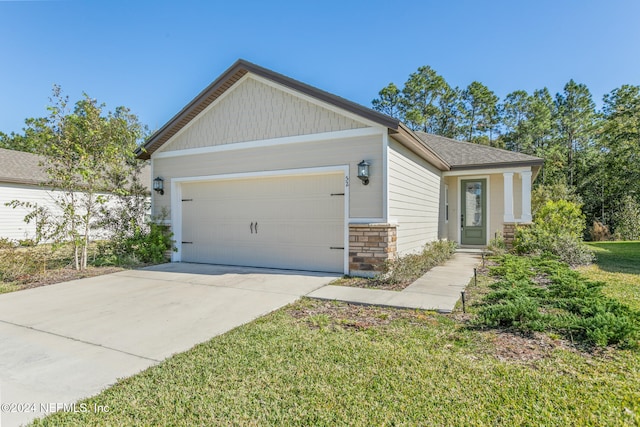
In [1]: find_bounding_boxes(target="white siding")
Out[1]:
[387,139,442,254]
[0,183,60,241]
[0,183,130,242]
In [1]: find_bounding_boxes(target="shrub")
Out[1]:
[535,199,586,239]
[589,221,611,241]
[96,220,175,267]
[475,255,640,348]
[487,232,507,255]
[513,199,594,266]
[531,183,582,216]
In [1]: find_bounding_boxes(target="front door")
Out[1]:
[461,179,486,245]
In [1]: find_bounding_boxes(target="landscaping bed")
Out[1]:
[0,241,166,294]
[331,240,457,291]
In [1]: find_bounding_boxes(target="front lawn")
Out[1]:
[33,263,640,426]
[581,241,640,310]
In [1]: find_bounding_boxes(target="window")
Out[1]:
[445,184,449,223]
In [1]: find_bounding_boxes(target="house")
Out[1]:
[0,148,51,241]
[0,147,150,242]
[137,60,543,276]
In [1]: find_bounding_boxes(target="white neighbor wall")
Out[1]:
[0,183,60,241]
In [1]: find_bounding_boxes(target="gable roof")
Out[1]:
[137,59,403,160]
[0,148,48,185]
[415,132,544,170]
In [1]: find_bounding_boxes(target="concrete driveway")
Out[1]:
[0,263,336,426]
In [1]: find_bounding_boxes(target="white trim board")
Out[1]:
[444,166,531,177]
[382,131,389,223]
[152,127,384,160]
[170,165,350,275]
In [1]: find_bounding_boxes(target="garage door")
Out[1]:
[180,173,345,273]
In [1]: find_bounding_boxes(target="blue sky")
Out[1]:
[1,0,639,135]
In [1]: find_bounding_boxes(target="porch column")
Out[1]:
[521,170,532,222]
[503,172,514,222]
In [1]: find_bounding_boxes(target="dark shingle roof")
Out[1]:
[415,132,544,170]
[0,147,151,188]
[0,148,48,185]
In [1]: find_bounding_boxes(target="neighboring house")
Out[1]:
[0,147,150,242]
[0,148,51,241]
[137,59,543,276]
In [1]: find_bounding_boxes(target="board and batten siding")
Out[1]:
[387,138,442,255]
[153,134,384,220]
[157,76,367,154]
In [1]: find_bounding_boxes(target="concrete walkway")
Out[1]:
[307,252,481,313]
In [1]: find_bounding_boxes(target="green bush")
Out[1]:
[97,222,175,267]
[535,199,586,239]
[475,255,640,348]
[487,233,507,255]
[513,199,594,266]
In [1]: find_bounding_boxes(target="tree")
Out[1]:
[459,81,500,145]
[554,80,596,186]
[501,90,531,152]
[432,85,461,138]
[613,195,640,240]
[400,66,450,133]
[0,118,52,153]
[371,82,402,118]
[10,86,147,270]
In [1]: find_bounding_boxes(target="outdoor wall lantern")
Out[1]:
[153,176,164,195]
[357,160,370,185]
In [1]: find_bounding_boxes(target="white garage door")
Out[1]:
[180,172,345,273]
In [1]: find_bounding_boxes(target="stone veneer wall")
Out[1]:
[503,222,532,248]
[349,223,398,277]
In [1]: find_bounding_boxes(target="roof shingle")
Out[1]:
[0,148,48,185]
[415,132,543,170]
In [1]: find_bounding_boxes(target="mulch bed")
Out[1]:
[12,266,126,290]
[287,300,437,331]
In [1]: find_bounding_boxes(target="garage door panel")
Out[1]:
[180,173,344,273]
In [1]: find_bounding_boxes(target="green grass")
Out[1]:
[0,281,18,294]
[33,299,640,426]
[582,241,640,311]
[587,241,640,274]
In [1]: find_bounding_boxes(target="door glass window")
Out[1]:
[465,181,483,227]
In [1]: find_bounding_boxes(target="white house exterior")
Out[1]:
[0,148,150,243]
[138,60,543,276]
[0,148,54,242]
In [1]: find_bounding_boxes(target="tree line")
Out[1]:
[372,66,640,239]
